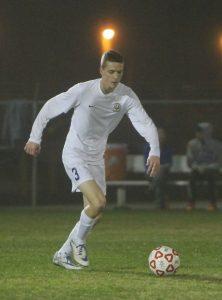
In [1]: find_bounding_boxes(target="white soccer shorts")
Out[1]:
[64,159,106,195]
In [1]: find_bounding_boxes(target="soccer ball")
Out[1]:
[148,245,180,276]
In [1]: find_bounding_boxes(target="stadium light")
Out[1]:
[102,29,115,40]
[101,28,115,52]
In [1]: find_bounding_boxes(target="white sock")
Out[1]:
[75,209,96,244]
[58,222,80,255]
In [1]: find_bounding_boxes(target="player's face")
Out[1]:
[100,61,124,93]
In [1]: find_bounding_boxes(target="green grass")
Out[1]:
[0,207,222,299]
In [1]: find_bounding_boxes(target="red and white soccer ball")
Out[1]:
[148,245,180,276]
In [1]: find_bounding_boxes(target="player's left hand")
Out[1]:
[146,156,160,177]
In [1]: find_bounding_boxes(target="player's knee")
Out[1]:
[94,194,106,212]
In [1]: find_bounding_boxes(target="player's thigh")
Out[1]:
[78,180,106,209]
[90,163,106,195]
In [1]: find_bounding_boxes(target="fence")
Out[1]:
[0,99,222,206]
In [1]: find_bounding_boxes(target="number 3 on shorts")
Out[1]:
[72,167,80,181]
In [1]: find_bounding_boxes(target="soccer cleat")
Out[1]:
[53,251,83,270]
[71,240,89,267]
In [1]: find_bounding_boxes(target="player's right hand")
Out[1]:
[24,141,41,157]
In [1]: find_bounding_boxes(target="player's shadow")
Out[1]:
[90,268,149,278]
[90,269,222,284]
[172,273,222,284]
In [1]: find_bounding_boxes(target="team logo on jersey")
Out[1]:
[113,103,121,112]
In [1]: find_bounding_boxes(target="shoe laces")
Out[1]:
[76,244,86,256]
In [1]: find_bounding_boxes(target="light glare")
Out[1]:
[102,29,115,40]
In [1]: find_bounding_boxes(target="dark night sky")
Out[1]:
[1,0,222,100]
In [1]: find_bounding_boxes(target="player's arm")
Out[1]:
[24,84,82,157]
[125,96,160,177]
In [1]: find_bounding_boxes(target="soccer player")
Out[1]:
[24,50,160,270]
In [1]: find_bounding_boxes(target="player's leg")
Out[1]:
[57,193,102,259]
[56,161,106,268]
[79,179,106,218]
[83,194,89,207]
[71,162,106,248]
[55,161,92,259]
[83,194,102,227]
[71,180,106,266]
[54,210,82,269]
[57,181,106,267]
[74,179,106,242]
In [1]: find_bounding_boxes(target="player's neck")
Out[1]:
[100,81,115,94]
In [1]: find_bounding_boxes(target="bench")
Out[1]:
[107,180,151,207]
[107,154,191,207]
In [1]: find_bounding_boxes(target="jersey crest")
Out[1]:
[113,103,121,112]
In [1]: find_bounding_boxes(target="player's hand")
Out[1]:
[24,141,41,157]
[146,156,160,177]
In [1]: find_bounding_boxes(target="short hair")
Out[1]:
[100,50,124,68]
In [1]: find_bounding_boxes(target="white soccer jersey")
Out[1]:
[29,78,160,165]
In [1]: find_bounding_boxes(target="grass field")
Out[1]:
[0,207,222,300]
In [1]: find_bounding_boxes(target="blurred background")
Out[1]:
[0,0,222,207]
